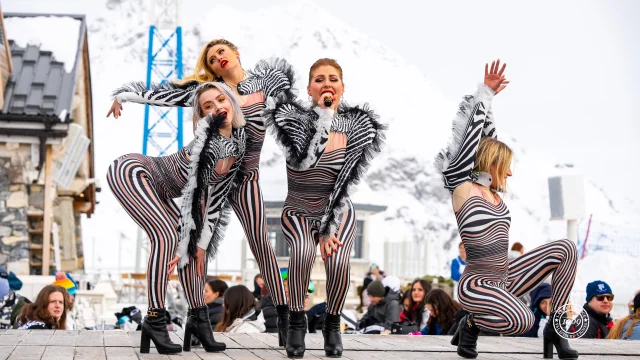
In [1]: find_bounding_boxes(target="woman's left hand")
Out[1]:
[196,248,205,277]
[319,234,343,261]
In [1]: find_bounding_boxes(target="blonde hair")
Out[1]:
[606,308,640,339]
[192,82,246,132]
[176,39,239,86]
[474,137,513,192]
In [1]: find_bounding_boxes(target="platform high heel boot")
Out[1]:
[139,308,182,354]
[277,305,290,347]
[322,313,343,357]
[456,314,480,359]
[286,311,306,358]
[183,306,226,352]
[543,313,579,359]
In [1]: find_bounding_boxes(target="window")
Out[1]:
[351,220,365,258]
[267,217,289,257]
[267,217,365,259]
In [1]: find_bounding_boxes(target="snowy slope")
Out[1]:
[74,0,637,279]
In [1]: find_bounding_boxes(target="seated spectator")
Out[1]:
[53,272,80,330]
[361,264,384,310]
[521,283,552,338]
[204,279,228,329]
[214,285,265,333]
[578,280,614,339]
[358,280,400,333]
[253,274,266,300]
[412,289,461,335]
[0,268,30,329]
[607,292,640,340]
[403,279,432,329]
[16,285,71,329]
[399,289,413,323]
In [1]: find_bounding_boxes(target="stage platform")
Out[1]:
[0,330,637,359]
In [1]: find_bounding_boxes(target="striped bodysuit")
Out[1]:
[107,140,240,309]
[263,101,385,315]
[435,84,578,335]
[110,59,295,306]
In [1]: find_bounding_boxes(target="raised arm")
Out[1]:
[434,60,508,194]
[107,80,198,118]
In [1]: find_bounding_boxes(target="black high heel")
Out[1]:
[139,308,182,355]
[286,311,306,358]
[276,305,290,347]
[183,306,226,352]
[456,314,479,359]
[322,313,343,357]
[542,316,579,359]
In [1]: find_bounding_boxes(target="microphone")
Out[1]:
[323,95,333,107]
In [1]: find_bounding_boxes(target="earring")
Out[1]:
[308,95,313,102]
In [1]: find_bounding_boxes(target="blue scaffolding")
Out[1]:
[142,25,183,156]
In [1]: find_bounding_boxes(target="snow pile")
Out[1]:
[4,15,82,73]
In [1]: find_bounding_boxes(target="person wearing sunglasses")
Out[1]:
[580,280,615,339]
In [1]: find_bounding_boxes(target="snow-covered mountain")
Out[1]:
[77,0,637,285]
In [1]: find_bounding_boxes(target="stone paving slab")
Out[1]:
[0,330,635,359]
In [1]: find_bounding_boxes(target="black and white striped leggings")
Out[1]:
[281,200,356,314]
[458,239,578,335]
[107,151,207,310]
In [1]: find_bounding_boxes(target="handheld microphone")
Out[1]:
[323,96,333,107]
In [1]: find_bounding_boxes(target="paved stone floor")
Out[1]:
[0,330,637,359]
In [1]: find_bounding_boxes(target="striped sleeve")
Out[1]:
[237,58,296,100]
[434,84,496,193]
[319,105,386,237]
[111,81,198,107]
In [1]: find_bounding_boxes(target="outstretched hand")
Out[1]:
[484,59,510,95]
[106,98,123,118]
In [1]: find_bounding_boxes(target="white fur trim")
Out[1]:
[295,107,333,170]
[176,115,211,268]
[434,84,494,174]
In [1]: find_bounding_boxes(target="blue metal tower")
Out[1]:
[135,0,184,273]
[142,1,184,156]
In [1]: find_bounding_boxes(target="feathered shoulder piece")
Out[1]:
[237,57,297,101]
[433,84,496,192]
[318,103,387,237]
[176,113,245,267]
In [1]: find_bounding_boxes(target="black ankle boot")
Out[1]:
[456,314,480,359]
[543,315,579,359]
[286,311,306,358]
[322,313,343,357]
[140,308,182,354]
[183,306,226,352]
[277,305,290,347]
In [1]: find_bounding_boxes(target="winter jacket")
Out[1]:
[451,256,466,282]
[257,295,278,333]
[226,308,265,333]
[577,303,613,339]
[207,298,224,328]
[621,319,640,340]
[359,289,400,331]
[399,303,430,329]
[521,283,552,338]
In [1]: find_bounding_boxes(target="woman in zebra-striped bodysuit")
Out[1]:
[107,83,244,354]
[263,58,385,358]
[435,60,579,360]
[108,39,292,346]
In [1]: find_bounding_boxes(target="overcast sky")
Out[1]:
[4,0,638,213]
